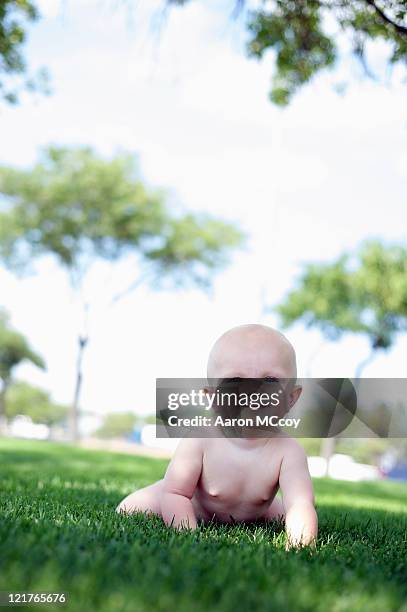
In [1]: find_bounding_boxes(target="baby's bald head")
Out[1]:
[207,324,297,382]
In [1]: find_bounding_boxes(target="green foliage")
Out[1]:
[142,414,157,424]
[0,146,243,288]
[144,212,244,289]
[247,0,336,106]
[0,146,165,270]
[96,412,138,438]
[96,412,157,438]
[0,439,406,611]
[276,240,407,350]
[169,0,407,105]
[0,0,49,104]
[0,309,45,382]
[247,0,407,105]
[2,0,406,107]
[5,380,67,425]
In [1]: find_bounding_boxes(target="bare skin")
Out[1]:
[117,324,318,547]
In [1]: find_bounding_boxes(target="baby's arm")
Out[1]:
[278,442,318,548]
[161,438,203,530]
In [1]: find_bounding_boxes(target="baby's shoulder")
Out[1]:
[267,436,306,461]
[177,437,205,453]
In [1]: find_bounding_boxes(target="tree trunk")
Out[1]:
[69,335,88,442]
[354,347,376,379]
[319,347,377,475]
[320,437,336,476]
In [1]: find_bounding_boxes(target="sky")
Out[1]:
[0,0,406,427]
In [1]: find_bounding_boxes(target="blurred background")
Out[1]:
[0,0,406,481]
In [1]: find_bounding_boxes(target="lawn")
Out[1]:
[0,439,406,612]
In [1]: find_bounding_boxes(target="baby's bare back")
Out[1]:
[191,438,285,523]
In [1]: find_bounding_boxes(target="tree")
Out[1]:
[277,240,407,367]
[275,240,407,470]
[2,1,406,106]
[6,380,68,426]
[96,412,138,439]
[0,310,45,430]
[0,146,243,441]
[168,0,407,105]
[0,0,49,104]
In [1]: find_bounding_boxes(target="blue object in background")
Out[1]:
[385,463,407,481]
[127,428,142,444]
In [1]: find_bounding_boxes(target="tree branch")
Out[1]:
[231,0,246,19]
[364,0,407,36]
[110,271,150,304]
[355,346,377,379]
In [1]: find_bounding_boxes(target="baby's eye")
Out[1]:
[263,376,279,384]
[224,377,243,383]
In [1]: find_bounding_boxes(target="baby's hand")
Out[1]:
[284,499,318,550]
[278,442,318,549]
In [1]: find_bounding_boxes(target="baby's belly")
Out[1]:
[192,487,276,523]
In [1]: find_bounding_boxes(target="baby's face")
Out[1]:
[207,325,297,382]
[206,325,301,412]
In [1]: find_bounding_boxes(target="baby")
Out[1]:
[117,324,318,547]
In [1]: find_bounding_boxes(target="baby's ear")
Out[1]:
[204,378,218,395]
[288,385,302,409]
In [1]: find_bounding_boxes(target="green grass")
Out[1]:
[0,439,406,612]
